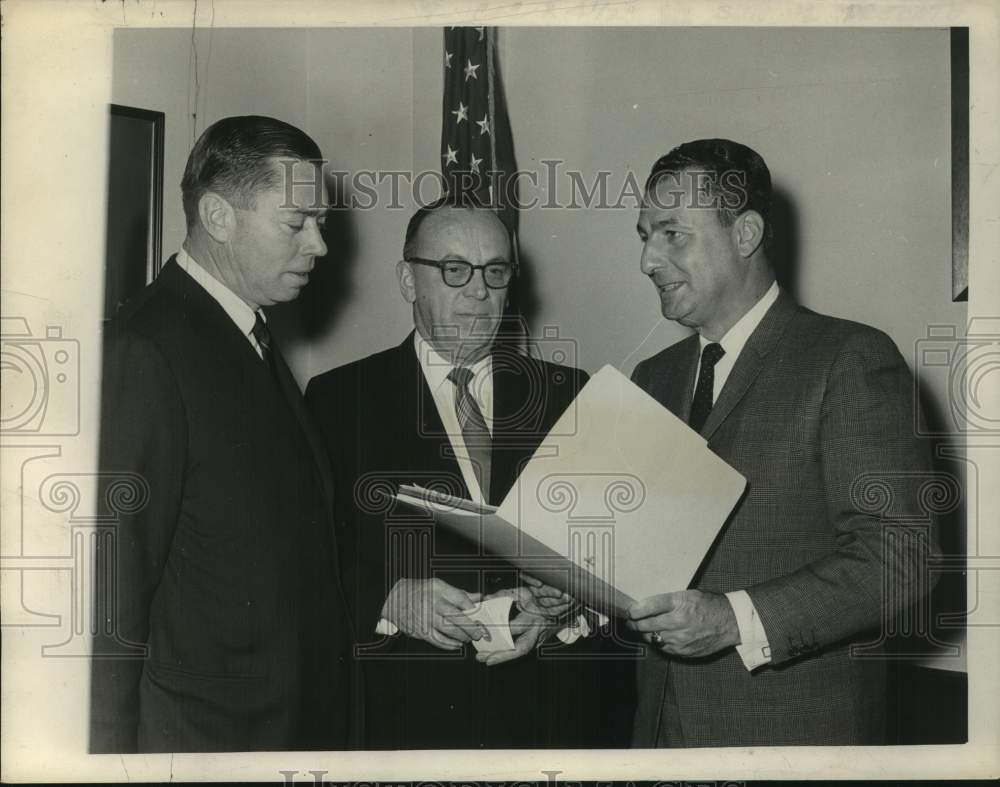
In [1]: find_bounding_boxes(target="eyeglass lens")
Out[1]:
[442,261,512,288]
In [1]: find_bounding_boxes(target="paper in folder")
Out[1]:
[392,365,747,617]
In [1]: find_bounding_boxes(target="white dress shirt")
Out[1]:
[697,280,779,671]
[176,247,266,357]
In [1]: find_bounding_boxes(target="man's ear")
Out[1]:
[198,192,235,243]
[397,260,417,304]
[733,210,765,258]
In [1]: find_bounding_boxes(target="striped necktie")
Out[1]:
[251,312,274,371]
[447,366,492,502]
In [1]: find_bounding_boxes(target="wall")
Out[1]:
[112,27,443,383]
[113,29,310,266]
[500,27,963,384]
[113,26,964,412]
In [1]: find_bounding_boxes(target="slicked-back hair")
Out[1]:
[645,138,773,248]
[402,194,513,262]
[181,115,323,231]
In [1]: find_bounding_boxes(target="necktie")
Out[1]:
[447,366,492,502]
[689,342,725,433]
[251,312,274,371]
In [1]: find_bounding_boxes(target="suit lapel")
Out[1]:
[161,258,339,541]
[401,335,471,499]
[158,258,269,370]
[406,336,447,440]
[271,347,338,511]
[701,291,799,441]
[489,348,533,506]
[646,335,700,421]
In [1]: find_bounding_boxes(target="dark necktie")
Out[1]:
[447,366,492,502]
[251,312,275,372]
[689,342,726,433]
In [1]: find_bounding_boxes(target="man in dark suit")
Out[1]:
[91,116,357,752]
[626,139,937,746]
[305,197,622,748]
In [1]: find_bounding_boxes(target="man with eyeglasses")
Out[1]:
[305,195,600,749]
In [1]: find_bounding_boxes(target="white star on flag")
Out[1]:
[475,27,485,41]
[442,145,458,166]
[470,154,483,174]
[476,115,490,136]
[464,59,480,81]
[451,101,468,124]
[444,51,453,68]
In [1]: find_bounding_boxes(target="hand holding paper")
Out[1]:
[463,595,516,653]
[521,574,577,618]
[628,589,740,657]
[475,610,559,666]
[382,577,489,650]
[466,588,571,661]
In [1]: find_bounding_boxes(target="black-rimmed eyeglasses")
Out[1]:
[405,257,517,289]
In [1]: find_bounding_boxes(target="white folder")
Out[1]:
[392,364,747,617]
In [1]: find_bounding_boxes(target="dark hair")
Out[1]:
[181,115,323,231]
[645,138,772,247]
[402,193,512,261]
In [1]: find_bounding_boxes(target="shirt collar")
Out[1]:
[700,280,780,357]
[413,330,492,395]
[176,247,261,340]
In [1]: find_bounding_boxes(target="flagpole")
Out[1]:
[486,28,499,183]
[487,27,524,355]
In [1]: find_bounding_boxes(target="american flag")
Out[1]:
[440,26,525,346]
[440,26,518,235]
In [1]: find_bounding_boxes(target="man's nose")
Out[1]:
[639,241,663,277]
[462,268,489,299]
[301,219,328,258]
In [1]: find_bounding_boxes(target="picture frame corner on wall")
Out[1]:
[105,103,165,320]
[950,26,969,303]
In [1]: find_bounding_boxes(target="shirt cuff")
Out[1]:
[725,590,771,671]
[375,617,399,636]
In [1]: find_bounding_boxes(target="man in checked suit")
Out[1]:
[305,196,626,748]
[91,116,357,752]
[625,139,938,746]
